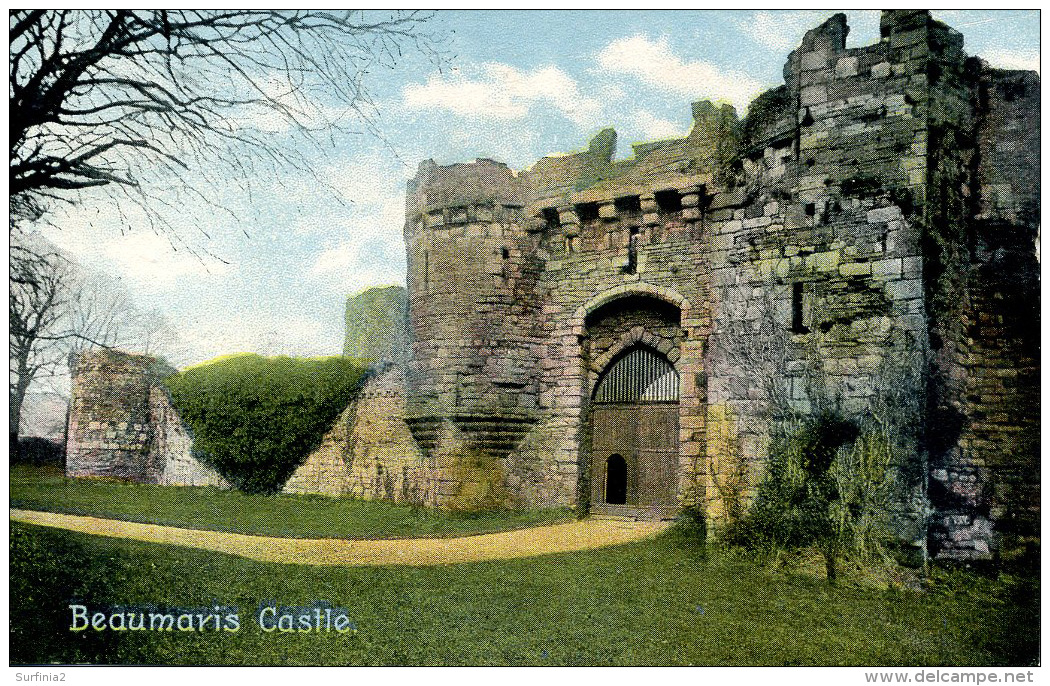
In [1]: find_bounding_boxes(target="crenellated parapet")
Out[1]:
[398,10,1039,553]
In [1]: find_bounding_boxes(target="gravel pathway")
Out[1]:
[10,509,670,566]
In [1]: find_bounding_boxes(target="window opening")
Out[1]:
[614,195,642,214]
[791,282,809,334]
[542,207,561,228]
[624,227,640,274]
[655,190,683,214]
[576,202,599,223]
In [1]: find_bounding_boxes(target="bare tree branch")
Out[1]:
[9,229,186,451]
[10,10,449,242]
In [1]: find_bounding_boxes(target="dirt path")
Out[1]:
[10,509,670,566]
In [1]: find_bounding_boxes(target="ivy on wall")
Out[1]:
[166,354,367,494]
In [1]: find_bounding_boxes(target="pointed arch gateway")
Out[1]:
[590,345,680,516]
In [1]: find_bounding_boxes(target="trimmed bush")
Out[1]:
[165,354,367,494]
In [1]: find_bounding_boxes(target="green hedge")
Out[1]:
[166,354,368,494]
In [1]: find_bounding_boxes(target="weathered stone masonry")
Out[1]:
[65,349,225,487]
[65,11,1037,560]
[399,10,1039,557]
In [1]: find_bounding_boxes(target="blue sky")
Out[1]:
[37,10,1040,367]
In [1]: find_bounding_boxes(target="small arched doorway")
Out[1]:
[605,454,627,504]
[590,346,679,516]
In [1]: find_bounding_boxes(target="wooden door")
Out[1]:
[591,406,636,506]
[590,346,680,515]
[637,405,679,507]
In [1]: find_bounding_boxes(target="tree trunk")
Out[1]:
[821,540,838,585]
[9,348,35,464]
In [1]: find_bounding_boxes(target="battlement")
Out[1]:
[405,11,1020,247]
[407,158,526,220]
[399,10,1039,554]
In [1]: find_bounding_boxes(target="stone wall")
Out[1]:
[929,64,1041,558]
[152,387,226,488]
[703,11,943,541]
[284,366,431,504]
[66,349,223,487]
[66,349,157,481]
[401,10,1039,557]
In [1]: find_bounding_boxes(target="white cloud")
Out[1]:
[40,209,231,291]
[177,312,334,364]
[310,237,405,295]
[309,181,407,294]
[980,49,1040,73]
[596,34,763,111]
[102,232,231,287]
[631,110,687,141]
[404,63,604,127]
[737,11,831,53]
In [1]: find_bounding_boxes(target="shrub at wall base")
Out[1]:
[165,354,367,494]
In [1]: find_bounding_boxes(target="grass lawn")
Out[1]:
[9,465,572,539]
[10,521,1038,666]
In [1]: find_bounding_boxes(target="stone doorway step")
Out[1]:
[590,503,677,522]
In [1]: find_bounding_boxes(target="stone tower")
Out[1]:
[403,158,545,505]
[395,10,1039,555]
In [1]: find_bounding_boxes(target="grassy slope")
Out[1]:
[10,466,572,539]
[10,521,1037,667]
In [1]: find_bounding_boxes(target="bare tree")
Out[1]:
[128,307,181,361]
[10,10,446,241]
[9,232,75,454]
[63,269,134,358]
[9,231,150,454]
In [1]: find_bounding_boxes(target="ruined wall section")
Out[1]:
[284,366,430,503]
[66,349,222,487]
[66,350,160,481]
[700,10,1039,558]
[884,13,1041,559]
[152,387,226,488]
[704,12,942,536]
[937,66,1041,556]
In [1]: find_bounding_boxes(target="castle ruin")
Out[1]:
[66,11,1039,560]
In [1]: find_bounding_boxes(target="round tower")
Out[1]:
[403,158,543,502]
